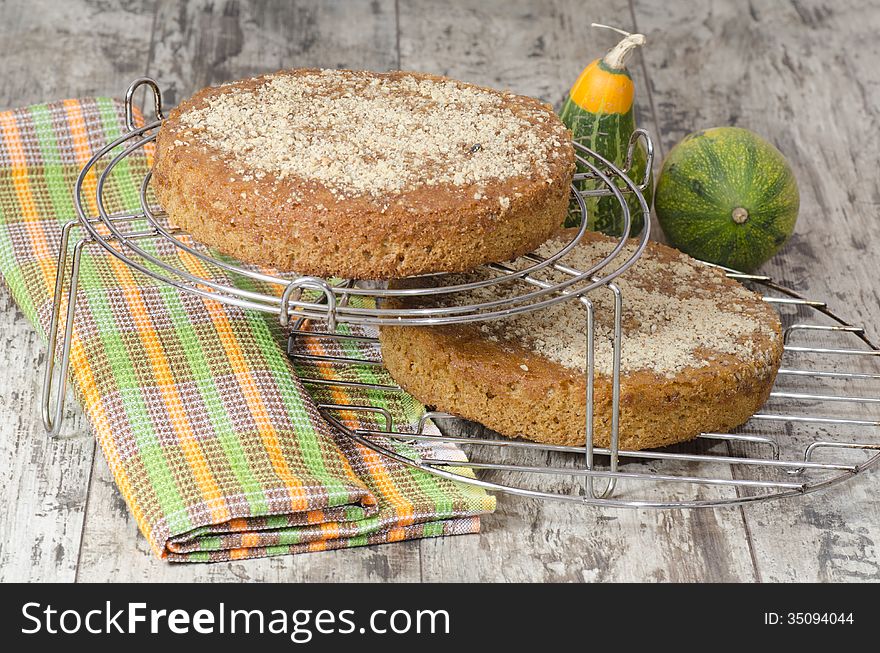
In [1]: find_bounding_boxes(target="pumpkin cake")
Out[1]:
[378,231,784,450]
[152,68,575,279]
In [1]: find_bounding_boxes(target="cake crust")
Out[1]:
[152,68,575,279]
[378,231,784,450]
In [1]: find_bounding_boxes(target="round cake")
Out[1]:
[152,68,575,279]
[378,231,784,450]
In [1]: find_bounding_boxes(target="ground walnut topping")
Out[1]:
[173,69,569,198]
[442,235,782,378]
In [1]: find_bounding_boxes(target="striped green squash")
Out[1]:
[654,127,800,272]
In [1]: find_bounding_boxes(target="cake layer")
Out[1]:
[152,68,575,279]
[379,231,784,450]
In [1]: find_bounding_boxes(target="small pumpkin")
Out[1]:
[559,25,652,236]
[654,127,800,272]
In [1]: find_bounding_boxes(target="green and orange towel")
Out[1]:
[0,97,495,562]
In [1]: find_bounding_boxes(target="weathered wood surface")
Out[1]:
[1,0,878,582]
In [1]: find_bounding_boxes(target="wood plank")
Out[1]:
[632,0,880,581]
[74,0,420,582]
[0,291,95,582]
[146,0,399,108]
[0,0,157,110]
[0,0,156,581]
[399,0,757,582]
[419,423,758,582]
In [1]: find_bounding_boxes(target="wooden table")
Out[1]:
[2,0,879,582]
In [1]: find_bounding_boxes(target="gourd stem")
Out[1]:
[591,23,633,38]
[732,207,749,224]
[602,33,646,70]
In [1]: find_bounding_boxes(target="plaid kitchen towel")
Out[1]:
[0,97,495,562]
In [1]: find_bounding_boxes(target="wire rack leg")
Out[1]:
[41,226,87,436]
[586,283,623,499]
[582,297,598,497]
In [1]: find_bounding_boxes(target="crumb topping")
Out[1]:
[170,69,570,198]
[435,235,781,378]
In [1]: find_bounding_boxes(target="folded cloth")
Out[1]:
[0,97,495,562]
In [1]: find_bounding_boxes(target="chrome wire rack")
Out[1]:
[42,77,880,507]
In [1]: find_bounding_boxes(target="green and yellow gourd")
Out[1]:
[559,28,652,236]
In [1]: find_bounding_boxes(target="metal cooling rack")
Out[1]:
[41,77,880,507]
